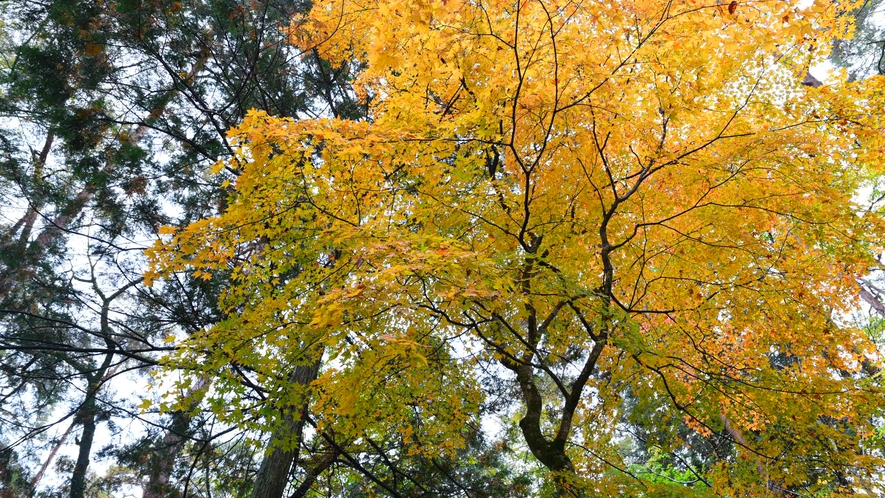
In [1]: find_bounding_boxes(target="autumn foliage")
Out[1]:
[148,0,885,495]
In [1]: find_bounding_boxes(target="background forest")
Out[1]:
[2,0,885,497]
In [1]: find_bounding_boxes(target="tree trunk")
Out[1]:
[68,296,122,498]
[18,419,75,498]
[143,376,209,498]
[250,361,320,498]
[141,410,189,498]
[69,392,97,498]
[289,450,338,498]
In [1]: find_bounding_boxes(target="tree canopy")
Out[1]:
[147,0,885,496]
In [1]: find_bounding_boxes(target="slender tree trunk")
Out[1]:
[69,391,98,498]
[289,450,338,498]
[3,52,206,272]
[143,377,208,498]
[18,419,76,498]
[0,133,54,298]
[251,361,320,498]
[9,132,54,247]
[859,284,885,316]
[68,292,123,498]
[14,209,38,247]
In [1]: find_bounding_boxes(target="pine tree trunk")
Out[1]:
[69,393,97,498]
[251,362,320,498]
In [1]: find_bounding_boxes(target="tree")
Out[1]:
[2,0,509,494]
[151,0,885,496]
[0,0,362,495]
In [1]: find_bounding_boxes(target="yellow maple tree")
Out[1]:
[148,0,885,495]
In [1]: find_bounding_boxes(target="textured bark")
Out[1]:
[69,393,97,498]
[250,361,321,498]
[251,424,297,498]
[513,364,575,474]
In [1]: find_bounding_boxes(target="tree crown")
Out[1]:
[148,0,885,494]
